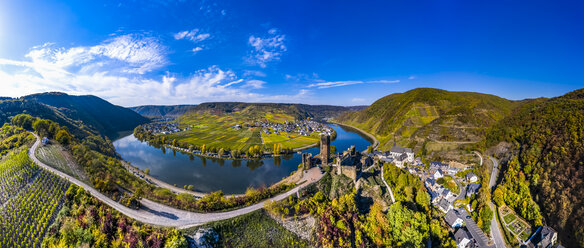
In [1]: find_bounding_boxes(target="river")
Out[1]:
[113,123,372,194]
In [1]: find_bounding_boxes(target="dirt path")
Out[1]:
[29,132,325,229]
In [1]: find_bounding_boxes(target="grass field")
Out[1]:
[165,112,320,152]
[35,143,90,184]
[184,210,309,247]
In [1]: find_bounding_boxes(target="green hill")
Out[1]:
[1,92,148,138]
[486,88,584,247]
[130,105,198,118]
[185,102,362,121]
[335,88,517,152]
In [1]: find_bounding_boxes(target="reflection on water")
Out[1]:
[113,124,371,194]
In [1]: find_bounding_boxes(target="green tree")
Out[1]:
[55,129,72,145]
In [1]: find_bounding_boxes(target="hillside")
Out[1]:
[130,104,198,118]
[1,92,149,138]
[486,88,584,247]
[335,88,518,153]
[181,102,362,121]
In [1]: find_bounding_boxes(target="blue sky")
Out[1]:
[0,0,582,106]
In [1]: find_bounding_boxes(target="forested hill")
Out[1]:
[130,105,198,118]
[486,88,584,246]
[335,88,518,151]
[175,102,365,121]
[0,92,148,138]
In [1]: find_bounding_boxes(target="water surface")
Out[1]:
[113,124,371,194]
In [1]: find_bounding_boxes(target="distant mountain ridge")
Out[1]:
[1,92,148,138]
[132,102,366,120]
[130,105,198,118]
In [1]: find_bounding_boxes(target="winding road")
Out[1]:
[28,132,323,229]
[488,156,507,248]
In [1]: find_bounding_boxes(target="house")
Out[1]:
[525,226,558,248]
[466,172,478,183]
[445,209,464,228]
[425,178,437,190]
[448,167,461,176]
[430,161,443,170]
[390,146,414,163]
[393,153,408,168]
[466,184,481,198]
[442,188,453,199]
[454,229,472,248]
[41,137,49,144]
[438,198,453,213]
[433,169,444,179]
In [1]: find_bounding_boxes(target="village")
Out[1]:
[248,119,333,137]
[301,133,560,248]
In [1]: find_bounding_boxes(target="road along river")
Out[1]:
[113,123,372,195]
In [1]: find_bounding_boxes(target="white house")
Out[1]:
[390,146,414,163]
[445,209,464,228]
[433,169,444,179]
[466,172,478,183]
[454,229,472,248]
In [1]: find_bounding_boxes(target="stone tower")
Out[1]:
[320,134,330,166]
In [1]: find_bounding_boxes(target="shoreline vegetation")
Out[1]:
[132,122,339,161]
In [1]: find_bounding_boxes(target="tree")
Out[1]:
[144,168,150,175]
[55,129,72,145]
[32,119,50,137]
[493,187,505,206]
[187,185,195,191]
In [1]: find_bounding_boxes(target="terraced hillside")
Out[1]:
[0,151,69,248]
[336,88,518,153]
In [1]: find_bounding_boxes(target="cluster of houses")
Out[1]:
[141,122,182,135]
[250,120,332,136]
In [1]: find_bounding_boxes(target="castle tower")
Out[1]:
[320,134,330,166]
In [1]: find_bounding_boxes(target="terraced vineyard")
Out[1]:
[0,151,69,248]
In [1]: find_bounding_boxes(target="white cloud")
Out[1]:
[174,29,211,43]
[307,79,399,89]
[247,29,286,68]
[192,47,204,53]
[352,97,365,103]
[243,80,266,89]
[20,34,167,75]
[243,70,266,77]
[408,75,416,80]
[0,36,310,106]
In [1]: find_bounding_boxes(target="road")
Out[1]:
[380,164,396,203]
[28,132,324,229]
[488,156,507,248]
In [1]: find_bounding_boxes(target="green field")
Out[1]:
[165,112,320,152]
[35,143,90,184]
[184,210,309,247]
[500,205,533,242]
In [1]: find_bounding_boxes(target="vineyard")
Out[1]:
[0,151,69,248]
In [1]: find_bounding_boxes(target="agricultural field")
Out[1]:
[165,112,320,151]
[0,151,69,248]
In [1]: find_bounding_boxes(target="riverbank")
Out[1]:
[122,159,306,199]
[328,121,380,150]
[144,124,338,161]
